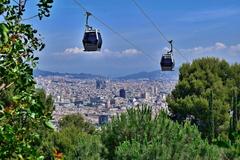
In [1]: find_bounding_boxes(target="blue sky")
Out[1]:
[24,0,240,77]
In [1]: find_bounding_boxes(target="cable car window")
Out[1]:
[163,59,173,64]
[84,32,97,44]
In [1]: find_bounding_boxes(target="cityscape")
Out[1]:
[1,0,239,159]
[36,75,177,126]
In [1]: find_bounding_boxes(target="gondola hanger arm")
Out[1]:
[167,40,173,54]
[85,11,92,29]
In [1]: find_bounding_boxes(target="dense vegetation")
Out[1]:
[0,0,53,159]
[101,106,222,160]
[167,57,240,158]
[41,114,105,160]
[0,1,239,159]
[43,107,222,160]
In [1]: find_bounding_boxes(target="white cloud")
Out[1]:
[120,49,142,56]
[215,42,227,50]
[64,47,84,54]
[64,47,102,56]
[229,44,240,53]
[180,42,236,54]
[101,48,142,57]
[157,42,240,64]
[63,47,142,57]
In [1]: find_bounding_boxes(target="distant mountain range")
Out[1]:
[33,69,105,79]
[117,70,179,80]
[34,69,179,80]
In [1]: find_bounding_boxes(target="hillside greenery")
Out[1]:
[101,106,222,160]
[41,113,106,160]
[42,107,223,160]
[0,0,239,159]
[167,57,240,159]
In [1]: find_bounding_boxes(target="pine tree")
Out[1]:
[209,90,215,142]
[232,89,238,132]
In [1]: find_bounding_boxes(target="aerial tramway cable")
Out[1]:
[130,0,189,63]
[72,0,160,66]
[22,0,177,68]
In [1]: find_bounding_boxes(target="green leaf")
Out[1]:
[37,156,44,160]
[0,23,9,44]
[18,154,24,160]
[45,120,55,130]
[12,95,22,101]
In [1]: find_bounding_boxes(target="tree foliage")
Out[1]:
[1,1,239,159]
[42,114,105,160]
[43,126,104,160]
[101,105,222,160]
[167,57,240,139]
[59,113,95,134]
[0,0,53,159]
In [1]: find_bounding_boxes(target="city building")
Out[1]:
[99,115,109,125]
[96,80,106,89]
[35,76,177,126]
[119,88,126,98]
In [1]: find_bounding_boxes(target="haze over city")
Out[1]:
[1,0,240,159]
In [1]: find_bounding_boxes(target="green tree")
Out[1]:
[232,89,238,133]
[59,113,95,134]
[35,88,55,117]
[167,57,232,139]
[209,90,215,142]
[35,89,55,139]
[101,105,222,160]
[41,113,103,159]
[0,0,53,159]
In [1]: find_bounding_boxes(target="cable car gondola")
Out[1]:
[82,12,102,52]
[160,40,175,71]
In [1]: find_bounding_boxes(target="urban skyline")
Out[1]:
[36,76,176,125]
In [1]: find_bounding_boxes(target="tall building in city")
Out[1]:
[96,80,106,89]
[152,86,158,96]
[145,92,150,99]
[119,89,126,98]
[154,87,158,95]
[141,92,150,99]
[99,115,109,125]
[105,100,111,109]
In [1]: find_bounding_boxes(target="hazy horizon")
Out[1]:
[35,67,180,78]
